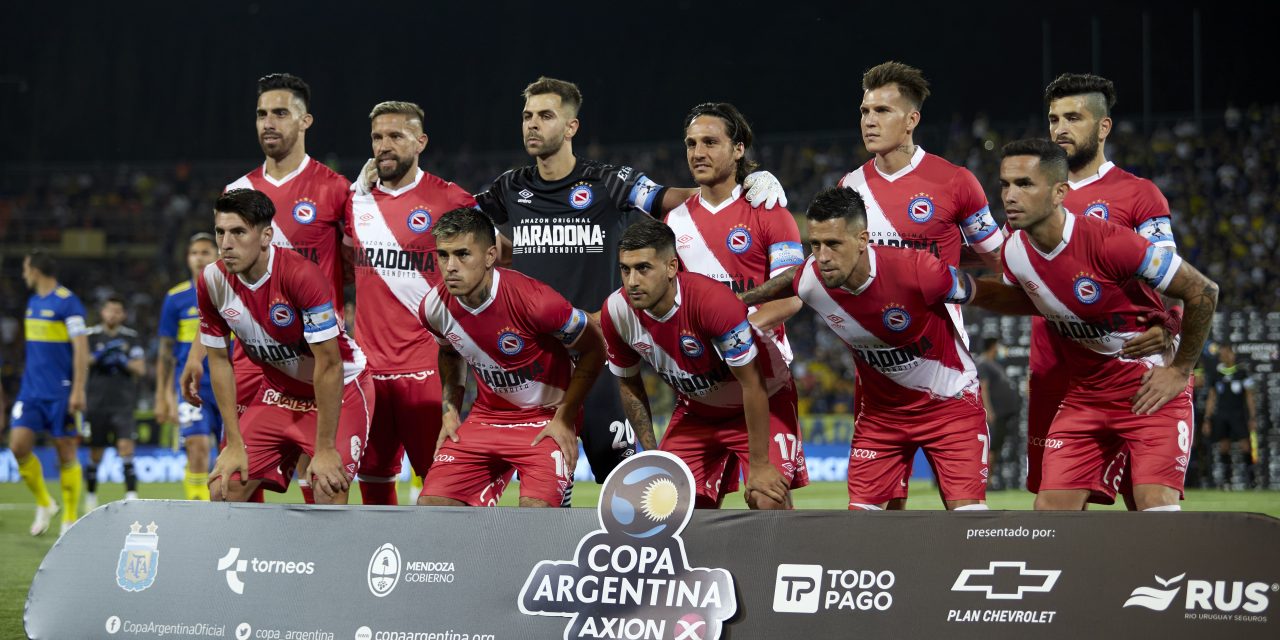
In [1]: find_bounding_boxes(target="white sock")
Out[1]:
[849,503,883,511]
[954,504,990,511]
[1143,505,1181,512]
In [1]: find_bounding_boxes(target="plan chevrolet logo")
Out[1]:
[952,562,1060,600]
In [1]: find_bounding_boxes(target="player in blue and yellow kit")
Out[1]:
[9,250,90,536]
[155,233,222,501]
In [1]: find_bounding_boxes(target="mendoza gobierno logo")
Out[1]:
[519,451,736,640]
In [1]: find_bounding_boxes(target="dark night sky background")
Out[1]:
[2,0,1277,165]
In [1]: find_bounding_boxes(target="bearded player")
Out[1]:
[602,219,801,510]
[182,73,351,503]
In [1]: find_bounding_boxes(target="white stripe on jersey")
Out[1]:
[350,192,432,315]
[198,263,365,386]
[796,258,978,399]
[667,199,796,364]
[838,168,902,250]
[1003,231,1170,367]
[419,282,566,411]
[603,291,787,410]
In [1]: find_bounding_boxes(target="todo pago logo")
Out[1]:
[519,451,736,640]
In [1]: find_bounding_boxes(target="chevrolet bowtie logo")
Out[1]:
[952,561,1060,600]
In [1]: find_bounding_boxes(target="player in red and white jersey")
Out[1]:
[345,101,477,505]
[836,62,1002,508]
[1025,73,1178,502]
[838,61,1003,272]
[667,103,806,503]
[182,74,351,502]
[744,188,988,511]
[198,189,373,505]
[417,208,605,508]
[972,139,1217,511]
[602,219,801,510]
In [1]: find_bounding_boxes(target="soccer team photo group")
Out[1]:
[5,3,1279,637]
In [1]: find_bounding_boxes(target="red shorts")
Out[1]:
[230,373,375,492]
[661,386,809,506]
[1026,369,1069,494]
[359,371,443,482]
[422,418,568,506]
[1040,389,1194,500]
[848,399,989,506]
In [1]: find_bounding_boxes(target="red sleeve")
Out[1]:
[1130,179,1171,226]
[1001,242,1020,287]
[523,277,576,337]
[447,182,478,210]
[913,250,956,304]
[342,193,355,240]
[196,272,230,342]
[1094,221,1155,283]
[600,299,642,375]
[283,257,341,344]
[695,277,751,337]
[952,168,990,220]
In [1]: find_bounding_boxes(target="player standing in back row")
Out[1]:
[182,73,351,503]
[346,100,477,505]
[83,295,147,509]
[474,77,788,488]
[1027,73,1179,506]
[837,62,1004,508]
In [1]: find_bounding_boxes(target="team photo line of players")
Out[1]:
[7,59,1218,535]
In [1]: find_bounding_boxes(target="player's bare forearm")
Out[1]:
[184,339,208,371]
[310,339,344,451]
[969,276,1040,315]
[1163,263,1219,374]
[749,297,802,333]
[71,335,90,396]
[731,358,772,466]
[659,187,696,216]
[206,346,241,445]
[556,317,606,423]
[618,374,656,451]
[127,357,147,378]
[978,247,1004,273]
[155,338,175,402]
[437,346,466,415]
[741,267,798,306]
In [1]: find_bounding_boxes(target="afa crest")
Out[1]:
[116,521,160,592]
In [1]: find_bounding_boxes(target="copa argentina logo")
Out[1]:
[519,451,736,640]
[116,521,160,592]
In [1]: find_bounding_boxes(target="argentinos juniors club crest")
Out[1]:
[519,451,736,639]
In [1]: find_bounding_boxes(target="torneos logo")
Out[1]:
[369,543,402,597]
[1124,573,1274,613]
[216,547,315,595]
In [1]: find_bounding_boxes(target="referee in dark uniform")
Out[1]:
[476,76,785,491]
[84,295,147,508]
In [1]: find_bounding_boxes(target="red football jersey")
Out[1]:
[1003,213,1183,401]
[226,155,352,306]
[665,186,805,363]
[601,272,790,419]
[197,246,365,399]
[793,246,980,418]
[346,168,476,374]
[1032,162,1176,377]
[418,269,589,425]
[837,147,1003,266]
